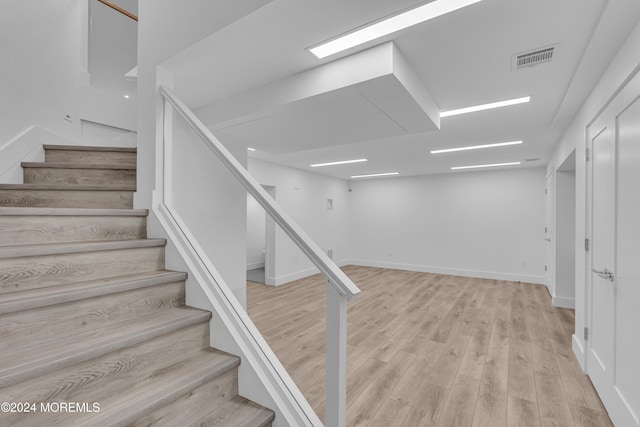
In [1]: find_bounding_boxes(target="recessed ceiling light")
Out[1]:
[309,0,483,59]
[440,96,530,118]
[431,140,523,154]
[247,148,256,151]
[124,94,130,99]
[451,162,521,170]
[311,159,368,167]
[351,172,399,178]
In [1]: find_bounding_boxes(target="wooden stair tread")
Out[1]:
[0,270,187,315]
[0,307,211,388]
[0,184,136,191]
[0,238,165,259]
[0,328,236,427]
[0,207,147,216]
[86,350,240,427]
[43,144,137,153]
[22,162,136,170]
[195,396,276,427]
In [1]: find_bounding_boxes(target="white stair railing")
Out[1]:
[159,86,360,427]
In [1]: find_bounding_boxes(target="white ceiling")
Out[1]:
[163,0,640,179]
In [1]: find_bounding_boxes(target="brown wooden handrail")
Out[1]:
[97,0,138,21]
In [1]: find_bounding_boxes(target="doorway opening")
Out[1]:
[246,185,276,285]
[554,150,576,308]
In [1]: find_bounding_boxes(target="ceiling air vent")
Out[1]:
[512,45,556,70]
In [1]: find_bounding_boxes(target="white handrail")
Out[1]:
[159,86,360,300]
[160,86,360,426]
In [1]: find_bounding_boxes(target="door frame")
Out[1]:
[545,173,555,296]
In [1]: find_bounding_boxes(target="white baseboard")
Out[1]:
[572,334,586,372]
[269,259,351,286]
[552,295,575,309]
[349,259,546,284]
[247,261,265,270]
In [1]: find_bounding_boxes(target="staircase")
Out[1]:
[0,145,275,426]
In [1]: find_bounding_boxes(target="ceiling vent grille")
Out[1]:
[512,46,555,70]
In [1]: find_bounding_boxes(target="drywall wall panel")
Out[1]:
[349,167,546,283]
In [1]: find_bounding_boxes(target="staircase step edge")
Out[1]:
[43,144,137,153]
[22,162,137,170]
[0,184,136,191]
[198,396,276,427]
[0,207,147,216]
[0,238,166,259]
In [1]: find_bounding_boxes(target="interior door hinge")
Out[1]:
[585,147,590,161]
[584,327,589,340]
[585,238,590,251]
[544,265,548,272]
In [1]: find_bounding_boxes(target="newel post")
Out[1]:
[325,281,348,427]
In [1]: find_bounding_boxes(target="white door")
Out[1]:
[587,117,615,395]
[587,73,640,427]
[545,175,554,294]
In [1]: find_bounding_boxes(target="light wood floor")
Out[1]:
[247,266,612,427]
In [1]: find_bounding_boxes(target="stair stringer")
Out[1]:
[149,203,322,427]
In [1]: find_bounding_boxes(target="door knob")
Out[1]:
[592,267,615,282]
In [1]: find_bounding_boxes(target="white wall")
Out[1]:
[89,0,138,96]
[248,158,352,285]
[349,167,546,283]
[0,0,83,145]
[0,0,137,182]
[168,114,248,305]
[547,20,640,368]
[246,194,266,269]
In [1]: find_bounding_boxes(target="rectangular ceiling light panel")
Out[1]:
[440,96,530,117]
[309,0,483,59]
[351,172,399,178]
[451,161,521,170]
[310,158,368,167]
[431,140,522,154]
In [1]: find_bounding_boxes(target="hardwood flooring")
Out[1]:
[247,265,612,427]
